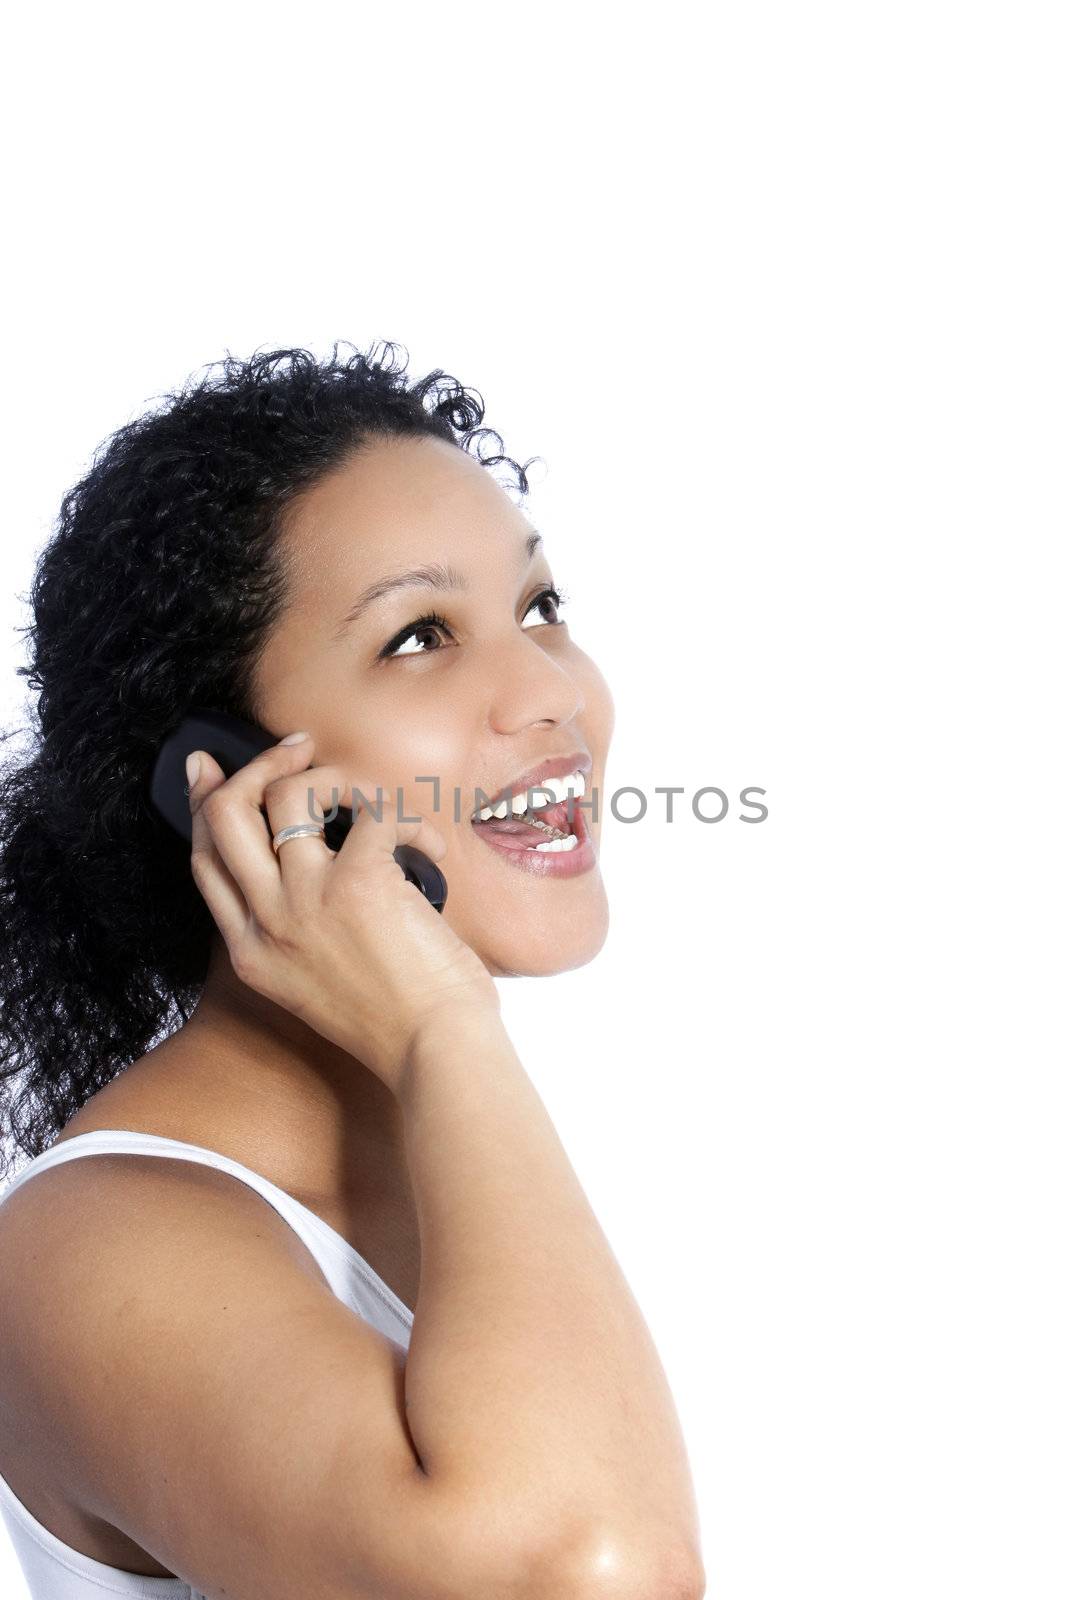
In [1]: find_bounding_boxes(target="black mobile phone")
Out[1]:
[148,707,447,912]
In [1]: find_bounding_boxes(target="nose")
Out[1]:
[487,627,585,734]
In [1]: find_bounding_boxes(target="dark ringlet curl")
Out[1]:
[0,339,538,1179]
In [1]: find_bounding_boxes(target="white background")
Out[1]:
[1,4,1063,1597]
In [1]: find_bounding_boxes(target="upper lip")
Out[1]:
[473,751,593,816]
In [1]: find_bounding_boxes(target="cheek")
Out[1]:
[316,691,471,829]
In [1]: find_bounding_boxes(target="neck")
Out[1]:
[157,935,408,1204]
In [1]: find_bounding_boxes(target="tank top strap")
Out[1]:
[0,1128,413,1334]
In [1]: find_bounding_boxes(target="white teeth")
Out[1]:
[472,769,586,823]
[531,832,580,853]
[539,772,586,805]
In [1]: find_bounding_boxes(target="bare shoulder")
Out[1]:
[0,1151,429,1599]
[0,1150,347,1456]
[0,1141,332,1293]
[0,1144,550,1600]
[0,1152,335,1578]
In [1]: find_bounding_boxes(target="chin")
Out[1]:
[475,891,610,978]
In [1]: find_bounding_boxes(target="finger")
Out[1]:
[331,793,447,890]
[187,750,253,949]
[194,734,321,921]
[260,767,387,891]
[262,770,448,888]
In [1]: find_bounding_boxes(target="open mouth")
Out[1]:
[469,770,587,855]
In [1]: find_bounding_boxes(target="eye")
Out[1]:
[522,585,568,628]
[379,611,453,660]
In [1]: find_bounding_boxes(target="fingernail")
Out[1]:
[280,731,310,745]
[185,751,201,790]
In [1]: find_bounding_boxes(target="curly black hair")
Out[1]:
[0,339,538,1180]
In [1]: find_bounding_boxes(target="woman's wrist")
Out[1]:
[397,1002,514,1106]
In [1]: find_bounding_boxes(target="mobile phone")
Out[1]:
[148,707,447,912]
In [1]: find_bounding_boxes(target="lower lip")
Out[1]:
[470,794,598,879]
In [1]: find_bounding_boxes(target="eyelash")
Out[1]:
[377,586,569,661]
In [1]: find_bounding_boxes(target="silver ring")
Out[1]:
[272,823,326,853]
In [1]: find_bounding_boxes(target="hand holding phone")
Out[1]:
[150,709,447,909]
[150,712,499,1092]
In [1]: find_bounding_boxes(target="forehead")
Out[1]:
[278,432,533,584]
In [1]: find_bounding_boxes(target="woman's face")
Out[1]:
[251,433,614,977]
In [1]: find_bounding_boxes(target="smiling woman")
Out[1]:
[0,341,704,1600]
[253,427,615,973]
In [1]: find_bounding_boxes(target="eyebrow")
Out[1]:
[331,528,543,641]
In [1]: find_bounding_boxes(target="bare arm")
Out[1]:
[399,1007,705,1598]
[179,736,705,1598]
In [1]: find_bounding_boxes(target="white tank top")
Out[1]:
[0,1128,414,1600]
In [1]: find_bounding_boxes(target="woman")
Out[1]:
[0,343,705,1600]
